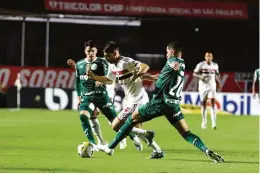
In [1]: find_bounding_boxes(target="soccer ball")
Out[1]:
[77,142,94,158]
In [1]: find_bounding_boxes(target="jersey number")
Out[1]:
[169,75,184,97]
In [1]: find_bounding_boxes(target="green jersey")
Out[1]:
[153,57,185,103]
[75,57,108,96]
[254,68,260,84]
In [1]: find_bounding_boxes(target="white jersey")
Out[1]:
[105,64,116,100]
[194,61,219,91]
[106,83,116,100]
[107,56,145,103]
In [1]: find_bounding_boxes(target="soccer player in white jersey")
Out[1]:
[88,41,164,159]
[193,52,221,130]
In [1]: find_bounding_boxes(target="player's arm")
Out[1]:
[193,72,204,79]
[131,62,150,82]
[193,67,204,80]
[90,74,113,84]
[135,63,150,77]
[215,67,222,91]
[67,59,76,69]
[88,59,114,84]
[75,65,82,104]
[252,70,258,98]
[193,63,207,82]
[141,74,159,81]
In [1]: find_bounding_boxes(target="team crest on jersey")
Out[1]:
[91,63,97,70]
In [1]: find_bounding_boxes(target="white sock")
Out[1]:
[90,118,105,144]
[132,127,147,136]
[210,106,216,128]
[201,106,207,128]
[139,135,162,153]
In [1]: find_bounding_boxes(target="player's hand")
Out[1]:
[170,62,180,71]
[131,71,139,82]
[253,92,256,99]
[201,75,209,83]
[67,59,76,69]
[216,82,222,92]
[95,81,103,87]
[87,68,94,79]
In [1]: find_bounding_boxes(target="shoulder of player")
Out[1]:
[120,56,135,63]
[212,61,219,67]
[168,57,184,64]
[197,61,205,66]
[95,57,107,63]
[167,57,185,69]
[97,57,106,61]
[76,59,85,66]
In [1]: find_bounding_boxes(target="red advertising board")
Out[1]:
[0,66,75,91]
[44,0,248,19]
[0,66,252,93]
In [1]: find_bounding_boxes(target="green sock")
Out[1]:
[80,114,95,144]
[109,117,134,149]
[182,131,208,153]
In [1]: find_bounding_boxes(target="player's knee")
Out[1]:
[201,101,207,106]
[111,118,122,131]
[131,111,141,125]
[112,124,120,131]
[211,98,216,106]
[80,110,90,121]
[111,121,118,131]
[135,123,143,128]
[79,114,88,122]
[93,109,99,117]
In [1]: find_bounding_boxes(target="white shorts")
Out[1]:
[199,89,216,102]
[117,90,149,121]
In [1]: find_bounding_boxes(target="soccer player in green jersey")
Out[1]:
[67,58,107,148]
[252,68,260,100]
[102,41,225,163]
[74,40,146,151]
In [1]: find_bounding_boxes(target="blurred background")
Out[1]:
[0,0,259,115]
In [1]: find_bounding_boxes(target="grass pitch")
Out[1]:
[0,109,258,173]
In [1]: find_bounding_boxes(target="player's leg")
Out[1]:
[164,104,224,163]
[113,104,150,136]
[96,93,142,150]
[78,98,96,145]
[112,102,157,151]
[209,90,217,129]
[89,107,107,145]
[105,99,164,153]
[134,92,164,158]
[112,116,143,151]
[199,90,208,129]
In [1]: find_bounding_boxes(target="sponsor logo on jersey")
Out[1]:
[91,63,97,70]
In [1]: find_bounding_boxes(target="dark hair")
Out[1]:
[205,52,213,55]
[167,41,183,52]
[103,41,119,53]
[84,40,96,49]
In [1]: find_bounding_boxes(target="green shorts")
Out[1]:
[79,92,116,122]
[138,98,184,125]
